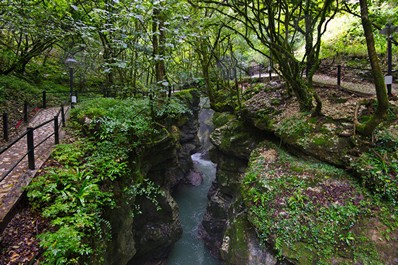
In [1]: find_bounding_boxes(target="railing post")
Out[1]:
[27,127,35,170]
[24,101,28,123]
[337,65,341,86]
[54,116,59,144]
[61,105,65,127]
[42,91,47,109]
[3,112,8,141]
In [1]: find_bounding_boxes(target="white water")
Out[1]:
[166,153,221,265]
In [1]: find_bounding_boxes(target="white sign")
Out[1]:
[71,96,77,103]
[385,75,393,85]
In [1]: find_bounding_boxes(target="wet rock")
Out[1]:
[186,169,203,186]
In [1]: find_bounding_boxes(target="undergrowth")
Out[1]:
[26,94,192,264]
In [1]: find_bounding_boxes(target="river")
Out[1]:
[166,101,221,265]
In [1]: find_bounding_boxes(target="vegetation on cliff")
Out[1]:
[208,73,398,263]
[23,93,193,264]
[242,141,397,264]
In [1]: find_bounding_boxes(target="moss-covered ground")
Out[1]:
[242,141,398,264]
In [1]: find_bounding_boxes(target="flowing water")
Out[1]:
[166,100,221,265]
[166,153,220,265]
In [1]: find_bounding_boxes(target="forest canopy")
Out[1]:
[0,0,397,131]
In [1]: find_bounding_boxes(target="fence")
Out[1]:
[0,84,189,185]
[1,90,68,142]
[317,64,398,87]
[0,103,70,184]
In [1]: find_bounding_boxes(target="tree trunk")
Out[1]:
[356,0,389,136]
[153,6,166,85]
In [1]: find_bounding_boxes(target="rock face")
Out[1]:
[200,112,281,264]
[202,80,398,264]
[104,90,201,265]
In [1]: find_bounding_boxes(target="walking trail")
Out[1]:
[0,107,68,231]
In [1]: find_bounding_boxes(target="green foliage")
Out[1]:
[352,149,398,206]
[321,1,398,59]
[125,178,164,214]
[242,142,385,263]
[27,138,127,264]
[153,97,192,121]
[27,163,114,264]
[0,75,41,102]
[38,226,90,265]
[26,94,191,263]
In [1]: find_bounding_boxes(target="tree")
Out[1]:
[0,0,68,75]
[355,0,389,136]
[191,0,337,114]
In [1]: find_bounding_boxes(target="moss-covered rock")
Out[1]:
[221,210,280,265]
[210,113,264,160]
[241,141,398,264]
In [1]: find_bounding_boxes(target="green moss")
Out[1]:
[241,141,394,264]
[282,242,317,264]
[275,113,313,142]
[173,88,195,102]
[212,112,235,128]
[311,134,332,146]
[222,216,250,262]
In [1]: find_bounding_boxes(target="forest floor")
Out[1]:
[0,73,397,264]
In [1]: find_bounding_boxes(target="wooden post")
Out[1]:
[27,127,35,170]
[54,116,59,144]
[3,112,8,141]
[337,65,341,86]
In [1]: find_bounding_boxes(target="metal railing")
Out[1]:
[317,64,397,87]
[1,90,68,142]
[0,85,190,184]
[0,103,70,183]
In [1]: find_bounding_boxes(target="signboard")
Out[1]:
[385,75,393,85]
[71,96,77,103]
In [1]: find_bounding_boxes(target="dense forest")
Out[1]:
[1,0,398,264]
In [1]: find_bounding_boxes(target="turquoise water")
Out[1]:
[166,153,221,265]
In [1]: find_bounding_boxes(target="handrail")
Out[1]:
[0,152,28,183]
[0,102,68,183]
[32,118,53,131]
[0,131,28,156]
[0,87,185,185]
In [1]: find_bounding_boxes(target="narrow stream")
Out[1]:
[166,99,221,265]
[166,153,220,265]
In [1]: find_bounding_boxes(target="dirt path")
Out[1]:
[313,74,377,95]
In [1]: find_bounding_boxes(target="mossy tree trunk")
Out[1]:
[152,3,167,86]
[356,0,389,136]
[271,44,313,112]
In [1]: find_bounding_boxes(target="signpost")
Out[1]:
[380,23,398,96]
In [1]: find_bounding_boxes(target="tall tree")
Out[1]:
[355,0,389,136]
[0,0,68,75]
[192,0,337,114]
